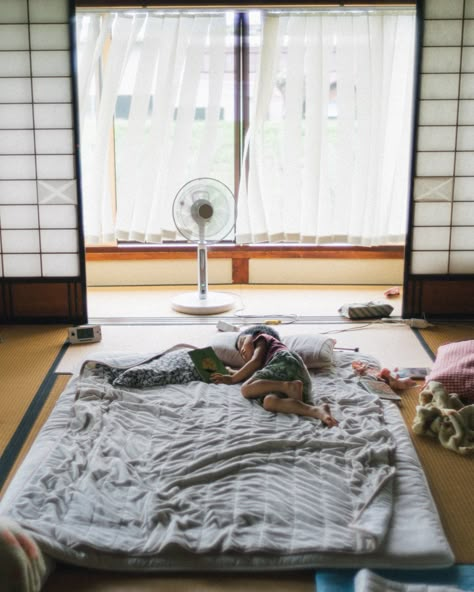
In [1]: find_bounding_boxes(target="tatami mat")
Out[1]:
[398,386,474,563]
[418,324,474,356]
[400,321,474,563]
[0,374,71,497]
[1,290,472,592]
[57,322,432,374]
[0,325,68,456]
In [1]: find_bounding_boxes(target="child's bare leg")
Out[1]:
[241,378,304,401]
[263,394,339,427]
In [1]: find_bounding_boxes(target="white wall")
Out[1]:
[249,259,403,285]
[86,257,403,286]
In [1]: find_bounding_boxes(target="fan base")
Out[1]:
[171,291,235,315]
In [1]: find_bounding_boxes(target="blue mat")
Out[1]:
[315,566,474,592]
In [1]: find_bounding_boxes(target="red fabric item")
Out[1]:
[425,339,474,403]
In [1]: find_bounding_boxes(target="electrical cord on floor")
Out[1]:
[319,322,374,334]
[232,309,299,326]
[380,317,434,328]
[211,291,299,325]
[320,316,436,334]
[217,292,438,332]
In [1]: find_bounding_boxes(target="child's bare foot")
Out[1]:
[285,380,304,401]
[313,403,339,427]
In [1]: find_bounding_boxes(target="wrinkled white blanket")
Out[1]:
[4,351,396,558]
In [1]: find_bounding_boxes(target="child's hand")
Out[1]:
[225,367,237,375]
[211,373,234,385]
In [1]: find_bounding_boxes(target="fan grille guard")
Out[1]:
[172,178,235,243]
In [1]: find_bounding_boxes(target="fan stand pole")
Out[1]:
[171,239,235,315]
[198,243,207,300]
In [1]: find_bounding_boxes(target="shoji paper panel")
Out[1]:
[412,0,474,275]
[0,0,80,279]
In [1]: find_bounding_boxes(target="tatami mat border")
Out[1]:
[0,342,70,491]
[88,315,389,326]
[411,328,436,360]
[417,324,474,358]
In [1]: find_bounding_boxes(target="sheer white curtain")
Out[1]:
[77,14,139,244]
[77,12,228,244]
[237,12,416,246]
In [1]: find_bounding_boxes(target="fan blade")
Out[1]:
[172,178,235,243]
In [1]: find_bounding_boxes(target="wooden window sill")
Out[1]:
[86,244,404,259]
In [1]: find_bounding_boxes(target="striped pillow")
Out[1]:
[338,301,394,320]
[425,340,474,403]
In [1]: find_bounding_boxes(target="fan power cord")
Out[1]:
[216,320,240,332]
[216,317,296,332]
[403,318,434,329]
[232,311,298,325]
[381,317,433,329]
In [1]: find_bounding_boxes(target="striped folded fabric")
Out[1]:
[338,301,394,320]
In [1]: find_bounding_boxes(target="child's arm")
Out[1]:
[212,341,266,385]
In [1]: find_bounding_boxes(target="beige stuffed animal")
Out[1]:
[412,381,474,455]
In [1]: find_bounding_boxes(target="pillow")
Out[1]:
[209,332,336,369]
[210,332,243,368]
[425,339,474,403]
[113,348,201,388]
[282,333,336,369]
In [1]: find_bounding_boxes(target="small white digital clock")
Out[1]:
[68,325,102,344]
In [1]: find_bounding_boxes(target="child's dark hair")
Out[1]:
[235,324,281,349]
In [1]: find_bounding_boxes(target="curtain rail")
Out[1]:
[76,7,416,15]
[75,2,416,8]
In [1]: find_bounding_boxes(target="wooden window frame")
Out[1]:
[80,1,410,284]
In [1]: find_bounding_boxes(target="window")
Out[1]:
[76,7,416,247]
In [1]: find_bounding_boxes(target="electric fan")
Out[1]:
[171,178,236,315]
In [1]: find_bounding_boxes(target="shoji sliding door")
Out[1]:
[0,0,86,323]
[1,0,472,321]
[404,0,474,317]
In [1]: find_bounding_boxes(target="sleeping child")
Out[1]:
[210,325,338,427]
